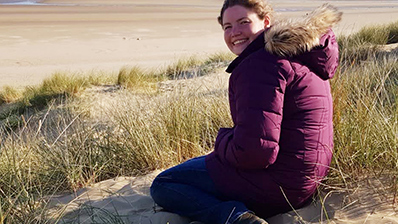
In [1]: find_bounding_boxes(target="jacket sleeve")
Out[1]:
[214,58,288,169]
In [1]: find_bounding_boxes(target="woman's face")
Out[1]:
[222,5,269,55]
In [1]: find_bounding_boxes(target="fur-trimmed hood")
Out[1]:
[226,4,342,80]
[264,4,342,57]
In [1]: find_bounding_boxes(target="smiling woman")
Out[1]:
[150,0,342,223]
[218,0,272,56]
[221,5,270,55]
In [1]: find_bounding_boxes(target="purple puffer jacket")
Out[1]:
[205,6,341,218]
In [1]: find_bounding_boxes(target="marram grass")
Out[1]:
[0,52,233,223]
[338,20,398,65]
[0,86,22,104]
[331,59,398,176]
[0,71,116,128]
[117,66,164,92]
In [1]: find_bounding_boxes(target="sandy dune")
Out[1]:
[46,171,398,224]
[1,0,398,88]
[44,69,398,224]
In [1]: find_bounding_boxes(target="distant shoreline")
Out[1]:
[0,0,41,5]
[1,0,398,10]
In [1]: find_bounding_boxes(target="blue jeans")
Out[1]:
[150,156,249,224]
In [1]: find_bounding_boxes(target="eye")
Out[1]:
[223,25,232,30]
[240,19,251,25]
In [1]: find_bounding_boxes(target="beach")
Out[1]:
[1,1,398,223]
[0,0,398,88]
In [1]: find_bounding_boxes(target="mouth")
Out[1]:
[232,38,248,46]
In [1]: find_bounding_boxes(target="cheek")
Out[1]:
[224,32,230,45]
[252,22,265,33]
[248,25,258,34]
[247,26,263,41]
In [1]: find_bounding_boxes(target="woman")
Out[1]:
[150,0,342,223]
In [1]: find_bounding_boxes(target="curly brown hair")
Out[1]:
[218,0,274,25]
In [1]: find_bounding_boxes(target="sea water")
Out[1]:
[0,0,42,5]
[1,0,398,8]
[0,0,74,6]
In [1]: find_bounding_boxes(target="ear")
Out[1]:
[263,15,271,28]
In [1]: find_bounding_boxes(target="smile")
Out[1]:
[233,39,248,45]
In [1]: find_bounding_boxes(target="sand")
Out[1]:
[1,0,398,88]
[46,171,398,224]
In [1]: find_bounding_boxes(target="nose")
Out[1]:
[231,25,241,37]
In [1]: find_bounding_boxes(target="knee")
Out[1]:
[150,175,160,194]
[150,173,166,203]
[149,181,158,202]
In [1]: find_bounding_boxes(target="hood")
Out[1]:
[264,4,342,57]
[264,4,342,79]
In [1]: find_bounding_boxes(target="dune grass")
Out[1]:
[331,59,398,180]
[340,20,398,46]
[331,20,398,181]
[162,52,235,79]
[0,22,397,223]
[0,71,117,130]
[116,52,235,91]
[0,86,22,105]
[117,66,163,93]
[338,20,398,65]
[0,52,234,223]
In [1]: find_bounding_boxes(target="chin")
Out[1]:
[232,44,249,55]
[233,48,244,55]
